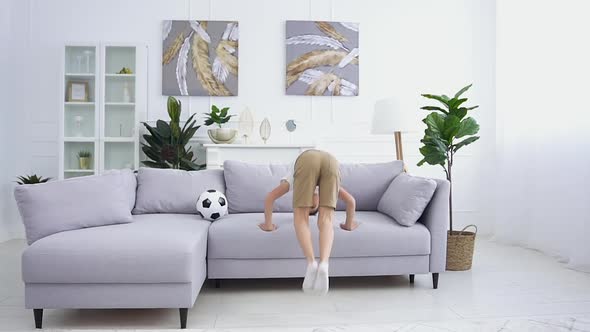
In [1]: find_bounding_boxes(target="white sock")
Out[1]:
[313,261,329,295]
[302,261,318,292]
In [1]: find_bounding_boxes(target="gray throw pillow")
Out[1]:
[223,160,293,213]
[336,161,404,211]
[377,173,437,227]
[14,172,134,244]
[133,167,226,214]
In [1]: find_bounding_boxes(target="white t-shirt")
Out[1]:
[280,160,296,191]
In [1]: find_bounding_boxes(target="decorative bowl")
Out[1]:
[208,128,238,144]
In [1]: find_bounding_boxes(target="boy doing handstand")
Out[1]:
[259,150,358,294]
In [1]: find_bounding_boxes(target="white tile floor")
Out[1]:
[1,238,589,331]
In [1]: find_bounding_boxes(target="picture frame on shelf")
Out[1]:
[67,81,89,102]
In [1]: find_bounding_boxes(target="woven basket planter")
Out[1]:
[446,225,477,271]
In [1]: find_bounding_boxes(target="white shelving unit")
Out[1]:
[59,43,146,179]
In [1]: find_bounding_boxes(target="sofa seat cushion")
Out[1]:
[208,211,430,259]
[22,214,210,284]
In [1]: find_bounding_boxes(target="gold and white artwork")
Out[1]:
[162,20,238,96]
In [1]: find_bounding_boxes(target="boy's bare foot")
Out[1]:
[340,222,359,231]
[258,223,277,232]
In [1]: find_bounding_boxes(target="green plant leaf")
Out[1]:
[454,84,472,98]
[220,107,229,117]
[156,120,172,138]
[204,119,215,126]
[423,112,445,135]
[456,117,480,138]
[421,94,450,107]
[211,105,220,114]
[453,136,480,152]
[441,114,461,141]
[448,98,468,110]
[421,106,448,114]
[418,145,447,166]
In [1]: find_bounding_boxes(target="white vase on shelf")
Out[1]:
[74,115,84,137]
[123,82,131,103]
[260,118,271,144]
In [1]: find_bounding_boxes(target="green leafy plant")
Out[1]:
[203,105,234,128]
[141,96,202,170]
[16,174,51,185]
[77,150,91,158]
[417,84,480,232]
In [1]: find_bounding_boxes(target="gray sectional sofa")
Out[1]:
[14,160,449,329]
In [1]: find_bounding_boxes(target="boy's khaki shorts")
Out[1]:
[293,150,340,209]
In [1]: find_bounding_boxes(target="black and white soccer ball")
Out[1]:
[196,189,228,221]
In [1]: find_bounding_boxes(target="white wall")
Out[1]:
[2,0,496,239]
[0,0,29,242]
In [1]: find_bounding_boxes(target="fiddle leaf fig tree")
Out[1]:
[417,84,480,232]
[141,96,203,170]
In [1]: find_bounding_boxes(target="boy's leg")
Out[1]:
[317,206,335,263]
[293,207,314,263]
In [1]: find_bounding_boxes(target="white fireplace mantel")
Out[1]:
[202,143,316,169]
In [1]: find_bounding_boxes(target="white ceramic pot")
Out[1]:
[208,128,237,144]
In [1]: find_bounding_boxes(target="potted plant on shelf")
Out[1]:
[77,150,92,170]
[204,105,237,144]
[141,96,202,170]
[16,174,51,185]
[417,84,480,271]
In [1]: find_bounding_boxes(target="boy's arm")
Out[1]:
[259,181,290,232]
[339,187,359,231]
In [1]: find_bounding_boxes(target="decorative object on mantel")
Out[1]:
[141,96,202,170]
[204,105,237,144]
[285,119,297,132]
[238,108,254,144]
[259,117,271,144]
[417,84,480,271]
[286,21,359,96]
[372,98,418,162]
[77,150,92,170]
[16,174,51,185]
[162,20,239,96]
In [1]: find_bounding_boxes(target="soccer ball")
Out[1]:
[196,189,228,221]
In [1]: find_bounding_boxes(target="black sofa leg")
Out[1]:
[33,309,43,329]
[409,274,415,284]
[179,308,188,329]
[432,273,439,289]
[215,279,221,288]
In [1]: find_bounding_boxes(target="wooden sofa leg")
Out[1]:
[179,308,188,329]
[409,274,415,284]
[33,309,43,329]
[432,273,439,289]
[215,279,221,289]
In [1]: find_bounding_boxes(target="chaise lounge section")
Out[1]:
[14,160,449,329]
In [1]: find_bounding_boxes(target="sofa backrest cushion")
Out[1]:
[336,161,404,211]
[133,167,225,214]
[377,173,437,226]
[103,169,137,210]
[223,160,404,213]
[224,160,293,213]
[14,171,135,245]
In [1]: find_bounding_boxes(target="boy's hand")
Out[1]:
[258,223,278,232]
[340,221,359,231]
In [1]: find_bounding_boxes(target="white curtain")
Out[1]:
[495,0,590,272]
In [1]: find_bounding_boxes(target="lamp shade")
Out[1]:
[371,98,418,134]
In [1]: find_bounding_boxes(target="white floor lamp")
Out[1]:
[372,99,416,162]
